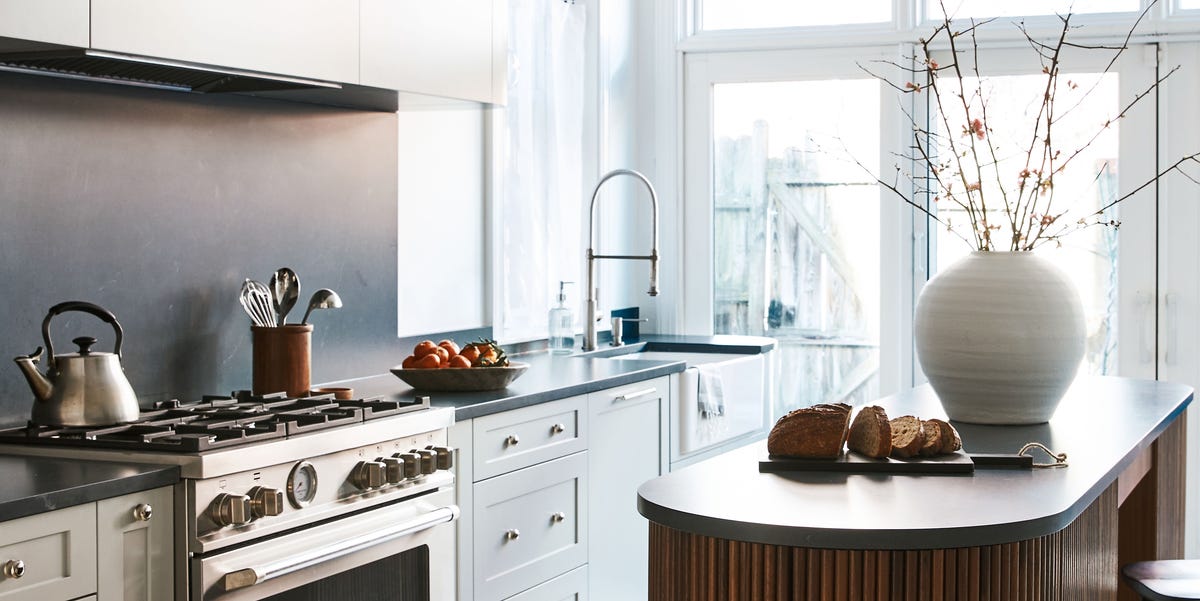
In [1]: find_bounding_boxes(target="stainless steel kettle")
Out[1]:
[12,301,140,426]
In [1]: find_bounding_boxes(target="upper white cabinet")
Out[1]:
[90,0,359,84]
[361,0,507,104]
[0,0,88,47]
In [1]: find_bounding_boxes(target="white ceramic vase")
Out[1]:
[913,251,1086,424]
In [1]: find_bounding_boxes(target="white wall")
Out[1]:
[396,107,489,336]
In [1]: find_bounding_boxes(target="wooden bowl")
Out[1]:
[389,362,529,392]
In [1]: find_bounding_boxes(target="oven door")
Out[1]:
[193,488,458,601]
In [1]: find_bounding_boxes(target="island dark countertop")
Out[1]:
[637,375,1192,550]
[0,455,179,522]
[333,334,775,421]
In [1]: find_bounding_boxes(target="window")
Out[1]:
[928,0,1137,19]
[700,0,890,31]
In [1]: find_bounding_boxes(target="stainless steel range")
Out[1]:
[0,391,459,601]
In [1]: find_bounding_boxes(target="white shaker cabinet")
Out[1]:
[451,376,670,601]
[97,486,174,601]
[361,0,507,104]
[0,503,96,601]
[0,485,173,601]
[586,378,669,601]
[0,0,88,47]
[90,0,359,84]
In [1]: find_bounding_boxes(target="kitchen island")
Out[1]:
[637,376,1191,600]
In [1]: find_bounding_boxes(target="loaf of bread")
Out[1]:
[889,415,925,458]
[767,403,851,458]
[847,405,892,459]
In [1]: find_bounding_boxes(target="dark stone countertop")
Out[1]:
[0,455,179,522]
[332,334,775,421]
[637,375,1192,550]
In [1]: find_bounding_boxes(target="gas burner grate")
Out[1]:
[0,391,431,453]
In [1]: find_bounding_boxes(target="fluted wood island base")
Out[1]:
[639,377,1190,601]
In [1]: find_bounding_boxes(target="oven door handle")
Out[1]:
[222,504,459,592]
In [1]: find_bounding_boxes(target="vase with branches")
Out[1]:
[863,1,1200,424]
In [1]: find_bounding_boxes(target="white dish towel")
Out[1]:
[696,364,726,419]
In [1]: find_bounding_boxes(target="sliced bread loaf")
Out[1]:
[847,405,892,459]
[889,415,925,458]
[926,418,962,454]
[919,419,944,457]
[767,403,852,459]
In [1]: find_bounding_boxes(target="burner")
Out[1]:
[0,392,431,453]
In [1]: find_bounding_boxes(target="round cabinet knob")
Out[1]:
[210,493,252,527]
[415,449,437,475]
[132,503,153,522]
[3,559,24,579]
[350,460,386,490]
[551,423,565,435]
[395,452,422,479]
[248,486,284,519]
[379,457,404,484]
[551,511,566,523]
[504,529,520,541]
[426,445,454,470]
[505,434,520,447]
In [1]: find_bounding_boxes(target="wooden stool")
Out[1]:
[1122,560,1200,600]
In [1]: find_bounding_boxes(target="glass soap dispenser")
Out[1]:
[548,281,576,353]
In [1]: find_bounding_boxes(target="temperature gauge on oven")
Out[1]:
[287,461,318,508]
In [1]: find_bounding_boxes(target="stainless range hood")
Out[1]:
[0,47,399,111]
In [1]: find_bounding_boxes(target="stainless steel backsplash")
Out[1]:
[0,71,410,425]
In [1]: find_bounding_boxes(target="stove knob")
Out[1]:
[350,460,386,490]
[426,445,455,470]
[211,493,252,527]
[248,486,284,519]
[378,457,404,484]
[394,452,422,479]
[415,449,437,475]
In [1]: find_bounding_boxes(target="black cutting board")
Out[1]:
[759,450,975,474]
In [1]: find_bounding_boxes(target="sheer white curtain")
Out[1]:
[496,0,586,342]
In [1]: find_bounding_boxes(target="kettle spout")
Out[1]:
[13,347,53,403]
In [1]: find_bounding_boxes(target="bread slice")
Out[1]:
[847,406,892,459]
[767,403,851,459]
[919,419,944,457]
[926,418,962,454]
[889,415,925,458]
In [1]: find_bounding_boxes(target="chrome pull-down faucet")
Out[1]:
[583,169,660,352]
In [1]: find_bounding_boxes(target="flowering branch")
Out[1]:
[858,0,1200,252]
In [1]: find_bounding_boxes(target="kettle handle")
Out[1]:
[42,301,125,370]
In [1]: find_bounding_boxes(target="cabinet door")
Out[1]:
[0,503,96,601]
[90,0,358,83]
[474,453,587,601]
[586,377,668,601]
[361,0,499,102]
[96,486,174,601]
[0,0,88,47]
[505,565,587,601]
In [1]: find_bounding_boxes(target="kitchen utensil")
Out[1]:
[270,267,300,326]
[390,362,529,392]
[300,288,342,325]
[240,279,275,327]
[12,300,140,426]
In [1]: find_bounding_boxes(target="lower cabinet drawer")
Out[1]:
[474,452,587,601]
[0,503,97,601]
[506,565,587,601]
